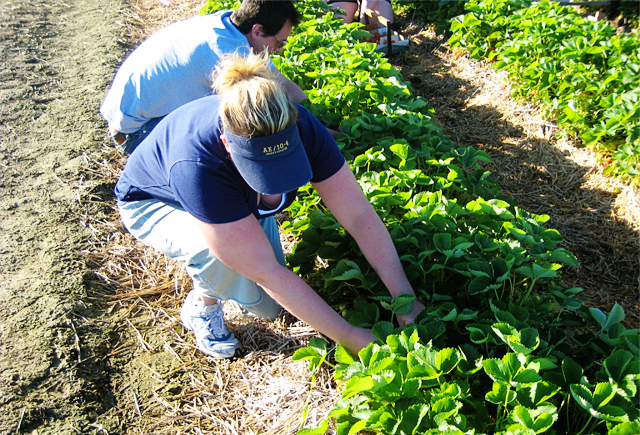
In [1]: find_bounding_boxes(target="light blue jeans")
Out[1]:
[118,199,284,319]
[111,117,164,154]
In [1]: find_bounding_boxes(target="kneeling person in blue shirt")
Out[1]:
[115,52,424,358]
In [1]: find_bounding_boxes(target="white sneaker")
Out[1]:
[180,291,240,358]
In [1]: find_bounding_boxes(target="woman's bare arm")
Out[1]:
[192,214,375,354]
[313,162,425,325]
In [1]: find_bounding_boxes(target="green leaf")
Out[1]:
[431,396,461,421]
[516,382,561,408]
[347,420,368,435]
[493,322,518,339]
[589,405,629,422]
[384,293,416,316]
[571,384,594,411]
[513,369,542,385]
[549,249,579,267]
[483,358,511,383]
[520,328,541,350]
[593,382,616,408]
[335,345,357,365]
[433,233,452,251]
[605,303,626,330]
[590,307,608,329]
[467,323,494,344]
[376,382,403,401]
[486,382,516,405]
[406,363,441,381]
[511,405,555,433]
[366,356,397,376]
[372,321,395,342]
[504,352,526,380]
[389,142,410,160]
[608,421,640,435]
[604,349,637,383]
[292,337,328,372]
[387,334,410,357]
[468,276,501,295]
[418,321,447,343]
[512,405,535,429]
[397,404,429,435]
[562,358,584,386]
[297,419,329,435]
[343,376,376,399]
[436,348,460,375]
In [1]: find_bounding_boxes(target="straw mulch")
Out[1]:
[86,1,639,433]
[393,21,640,327]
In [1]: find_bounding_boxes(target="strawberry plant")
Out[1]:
[297,301,639,434]
[447,0,640,182]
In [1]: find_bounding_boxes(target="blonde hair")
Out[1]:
[212,51,298,137]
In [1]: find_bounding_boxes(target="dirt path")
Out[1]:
[0,0,124,432]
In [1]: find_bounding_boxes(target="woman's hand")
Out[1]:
[344,327,377,356]
[396,299,426,328]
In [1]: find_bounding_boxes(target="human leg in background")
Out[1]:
[326,0,359,24]
[118,199,285,357]
[360,0,393,25]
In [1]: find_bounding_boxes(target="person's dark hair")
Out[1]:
[231,0,302,35]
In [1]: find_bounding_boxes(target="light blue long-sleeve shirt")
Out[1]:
[100,11,262,133]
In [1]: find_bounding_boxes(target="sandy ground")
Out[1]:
[0,0,125,432]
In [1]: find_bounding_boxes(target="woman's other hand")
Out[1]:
[396,299,426,327]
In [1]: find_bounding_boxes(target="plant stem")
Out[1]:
[587,419,604,434]
[575,415,593,435]
[518,278,537,306]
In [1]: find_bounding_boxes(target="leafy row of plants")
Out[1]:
[445,0,640,181]
[396,0,640,32]
[201,1,640,433]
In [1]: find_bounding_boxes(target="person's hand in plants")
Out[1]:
[397,298,425,327]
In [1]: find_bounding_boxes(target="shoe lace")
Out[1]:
[202,303,229,338]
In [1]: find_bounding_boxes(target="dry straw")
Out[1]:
[84,1,639,433]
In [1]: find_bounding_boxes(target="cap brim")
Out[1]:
[227,123,312,195]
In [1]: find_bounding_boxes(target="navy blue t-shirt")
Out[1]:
[115,95,345,224]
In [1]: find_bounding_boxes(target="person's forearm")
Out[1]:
[349,209,426,326]
[259,266,375,354]
[349,207,415,298]
[273,70,308,104]
[283,79,309,104]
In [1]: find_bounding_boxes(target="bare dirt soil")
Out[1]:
[0,0,125,432]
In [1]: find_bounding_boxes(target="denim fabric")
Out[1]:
[113,116,164,154]
[118,199,285,318]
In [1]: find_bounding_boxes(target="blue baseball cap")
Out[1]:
[225,123,312,195]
